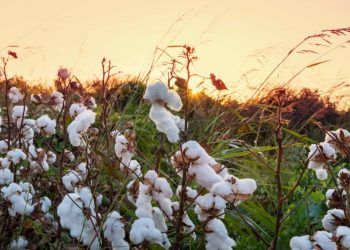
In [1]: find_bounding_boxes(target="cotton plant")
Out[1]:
[143,81,184,143]
[171,140,257,248]
[290,128,350,249]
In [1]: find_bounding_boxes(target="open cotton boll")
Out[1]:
[11,106,28,121]
[57,193,100,250]
[336,226,350,248]
[325,128,350,152]
[9,236,28,250]
[195,193,226,221]
[125,160,142,179]
[7,149,26,164]
[8,87,23,104]
[69,103,87,118]
[67,110,96,147]
[84,96,97,109]
[176,185,198,200]
[103,211,129,250]
[135,183,153,218]
[237,178,257,194]
[130,218,164,246]
[1,183,35,216]
[308,143,336,167]
[152,207,168,232]
[76,162,88,180]
[62,170,82,192]
[205,218,236,250]
[143,81,182,111]
[0,140,9,153]
[322,209,345,232]
[47,151,56,164]
[50,91,64,111]
[21,125,34,146]
[0,168,14,185]
[65,150,75,162]
[313,231,336,250]
[40,197,51,213]
[316,169,328,180]
[16,118,36,130]
[149,103,181,143]
[144,170,174,217]
[290,235,312,250]
[188,163,223,191]
[114,133,133,166]
[182,141,217,165]
[36,115,56,135]
[0,157,11,168]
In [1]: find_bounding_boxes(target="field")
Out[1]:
[1,28,350,250]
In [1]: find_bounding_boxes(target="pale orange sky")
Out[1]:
[1,0,350,104]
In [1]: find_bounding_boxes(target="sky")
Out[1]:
[1,0,350,104]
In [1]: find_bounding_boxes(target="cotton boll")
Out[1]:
[127,180,139,205]
[36,115,56,135]
[50,91,64,111]
[103,211,129,250]
[237,178,257,194]
[8,87,23,104]
[65,150,75,162]
[69,103,87,118]
[143,170,174,217]
[47,151,56,164]
[1,183,35,216]
[84,96,97,109]
[7,149,26,164]
[152,207,168,232]
[9,236,28,250]
[316,169,328,180]
[0,157,11,168]
[76,162,88,180]
[40,197,51,213]
[130,218,164,246]
[313,231,336,250]
[143,81,182,111]
[205,218,236,250]
[289,235,312,250]
[12,106,28,121]
[135,183,153,218]
[57,193,100,249]
[149,103,181,143]
[336,226,350,248]
[71,110,96,132]
[67,110,96,147]
[16,118,36,130]
[114,134,133,167]
[188,163,223,191]
[325,128,350,152]
[21,125,34,146]
[0,140,9,153]
[322,209,345,232]
[176,185,198,200]
[182,141,216,165]
[62,170,81,192]
[195,193,226,221]
[127,160,142,179]
[0,168,14,185]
